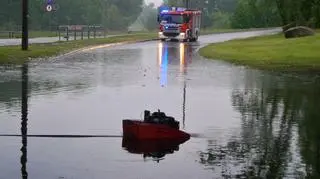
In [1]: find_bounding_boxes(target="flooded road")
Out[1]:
[1,29,320,179]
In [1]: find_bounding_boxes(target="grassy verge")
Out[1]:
[27,31,57,38]
[200,27,276,35]
[0,33,157,64]
[199,31,320,72]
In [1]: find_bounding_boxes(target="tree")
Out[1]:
[230,0,281,28]
[0,0,146,31]
[271,0,320,27]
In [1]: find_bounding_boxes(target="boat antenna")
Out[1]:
[140,111,144,120]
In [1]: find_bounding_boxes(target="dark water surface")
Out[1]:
[1,29,320,179]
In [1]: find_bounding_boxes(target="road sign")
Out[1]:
[46,5,52,12]
[45,0,58,12]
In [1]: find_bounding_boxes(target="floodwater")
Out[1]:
[1,29,320,179]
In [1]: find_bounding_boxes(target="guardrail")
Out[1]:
[0,25,106,40]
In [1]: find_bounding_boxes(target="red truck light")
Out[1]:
[159,25,164,32]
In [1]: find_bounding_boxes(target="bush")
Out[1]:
[211,11,231,29]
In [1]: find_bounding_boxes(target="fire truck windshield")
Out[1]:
[160,14,184,24]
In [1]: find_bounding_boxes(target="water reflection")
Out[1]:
[0,67,25,112]
[20,63,29,179]
[122,136,189,163]
[157,42,192,86]
[157,42,167,87]
[120,42,194,163]
[199,70,320,178]
[157,42,192,129]
[0,48,144,112]
[178,43,188,129]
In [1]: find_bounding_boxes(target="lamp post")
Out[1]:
[22,0,29,50]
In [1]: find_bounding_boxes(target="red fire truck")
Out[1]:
[157,6,202,42]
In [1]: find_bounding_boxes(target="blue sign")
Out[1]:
[47,0,54,5]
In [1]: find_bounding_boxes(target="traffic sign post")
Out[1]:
[22,0,28,50]
[45,0,57,12]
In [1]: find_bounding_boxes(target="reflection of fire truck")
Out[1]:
[157,6,202,42]
[157,42,193,86]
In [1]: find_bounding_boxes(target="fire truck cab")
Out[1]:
[157,6,201,42]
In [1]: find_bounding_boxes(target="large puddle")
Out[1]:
[1,30,319,179]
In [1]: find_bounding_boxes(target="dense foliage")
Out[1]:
[0,0,149,31]
[166,0,237,28]
[167,0,320,29]
[1,0,319,31]
[230,0,281,28]
[273,0,320,28]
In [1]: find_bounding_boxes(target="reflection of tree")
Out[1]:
[298,80,320,178]
[199,71,320,178]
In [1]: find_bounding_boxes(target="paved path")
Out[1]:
[0,34,123,46]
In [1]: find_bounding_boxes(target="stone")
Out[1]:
[284,26,315,39]
[282,22,297,32]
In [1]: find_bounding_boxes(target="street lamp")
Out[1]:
[22,0,29,50]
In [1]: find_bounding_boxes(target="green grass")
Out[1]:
[0,33,157,64]
[200,27,276,35]
[199,31,320,72]
[28,31,58,38]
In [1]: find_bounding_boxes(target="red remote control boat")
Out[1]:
[122,110,190,140]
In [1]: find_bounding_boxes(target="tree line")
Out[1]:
[167,0,278,28]
[1,0,319,31]
[166,0,237,28]
[167,0,320,29]
[0,0,148,31]
[231,0,320,29]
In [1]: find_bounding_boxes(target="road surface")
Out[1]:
[0,34,123,46]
